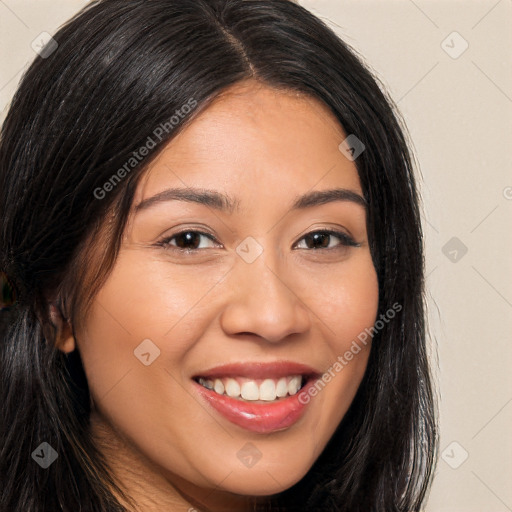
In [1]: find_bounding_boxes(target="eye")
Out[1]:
[157,230,220,252]
[157,228,360,254]
[293,229,360,251]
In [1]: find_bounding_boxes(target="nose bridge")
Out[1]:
[241,249,289,312]
[220,237,311,342]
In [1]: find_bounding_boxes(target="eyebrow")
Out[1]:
[134,186,367,214]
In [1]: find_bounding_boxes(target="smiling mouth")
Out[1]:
[194,375,308,403]
[192,371,319,434]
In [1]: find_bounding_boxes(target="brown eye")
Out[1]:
[294,230,360,251]
[158,230,219,252]
[156,228,360,255]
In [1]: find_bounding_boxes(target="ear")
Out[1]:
[49,302,76,353]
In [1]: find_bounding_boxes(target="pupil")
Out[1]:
[177,232,199,249]
[306,232,329,249]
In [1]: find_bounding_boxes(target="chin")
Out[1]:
[206,455,313,496]
[220,470,305,496]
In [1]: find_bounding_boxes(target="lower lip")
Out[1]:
[193,378,316,434]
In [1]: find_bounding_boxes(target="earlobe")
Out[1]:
[49,302,76,353]
[57,325,76,354]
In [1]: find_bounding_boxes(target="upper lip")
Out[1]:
[193,361,322,380]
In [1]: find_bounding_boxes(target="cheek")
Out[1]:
[298,251,379,347]
[78,247,227,361]
[74,265,222,486]
[329,265,379,347]
[73,249,225,440]
[326,254,379,375]
[295,252,378,432]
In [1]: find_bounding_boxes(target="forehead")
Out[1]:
[132,80,361,209]
[166,80,346,156]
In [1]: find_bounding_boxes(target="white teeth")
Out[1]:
[225,378,241,398]
[288,376,302,396]
[213,379,225,395]
[241,381,259,400]
[259,379,276,401]
[276,377,288,398]
[198,374,305,401]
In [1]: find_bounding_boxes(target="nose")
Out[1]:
[219,251,312,343]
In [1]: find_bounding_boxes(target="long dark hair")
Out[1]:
[0,0,438,510]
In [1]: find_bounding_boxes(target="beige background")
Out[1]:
[1,1,511,510]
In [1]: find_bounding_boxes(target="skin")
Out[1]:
[55,79,379,512]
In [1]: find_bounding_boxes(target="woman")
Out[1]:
[0,0,438,511]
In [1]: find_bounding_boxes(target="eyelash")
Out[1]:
[156,229,361,254]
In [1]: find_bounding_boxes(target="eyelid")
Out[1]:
[156,229,221,251]
[156,227,361,253]
[293,229,360,249]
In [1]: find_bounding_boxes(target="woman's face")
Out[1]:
[71,80,379,509]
